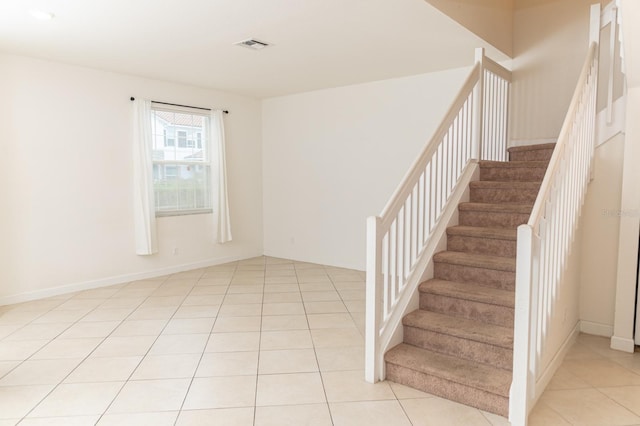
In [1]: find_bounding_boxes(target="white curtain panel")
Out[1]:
[132,99,158,255]
[209,110,233,243]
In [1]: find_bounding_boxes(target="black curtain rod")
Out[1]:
[130,97,229,114]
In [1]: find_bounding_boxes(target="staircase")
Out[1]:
[384,143,555,417]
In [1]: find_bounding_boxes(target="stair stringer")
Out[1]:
[377,162,480,380]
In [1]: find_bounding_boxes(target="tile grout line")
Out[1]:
[14,275,175,423]
[91,271,200,425]
[171,263,238,425]
[301,262,335,426]
[251,258,267,426]
[0,295,80,383]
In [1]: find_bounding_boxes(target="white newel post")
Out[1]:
[511,224,535,426]
[365,216,383,383]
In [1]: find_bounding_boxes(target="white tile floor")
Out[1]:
[0,256,638,425]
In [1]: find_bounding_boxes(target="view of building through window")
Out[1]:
[150,108,211,214]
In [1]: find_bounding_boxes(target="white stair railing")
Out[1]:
[365,48,511,383]
[510,4,601,425]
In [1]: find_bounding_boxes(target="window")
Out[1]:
[164,129,175,147]
[150,107,211,216]
[186,133,196,148]
[177,130,187,148]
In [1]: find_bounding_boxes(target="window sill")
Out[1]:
[156,209,212,218]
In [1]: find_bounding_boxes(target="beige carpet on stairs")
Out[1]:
[383,143,555,418]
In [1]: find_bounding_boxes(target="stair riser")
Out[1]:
[459,210,530,229]
[480,166,546,182]
[419,293,515,328]
[403,326,513,370]
[434,262,515,290]
[386,363,509,417]
[509,149,554,162]
[470,187,539,204]
[447,234,516,257]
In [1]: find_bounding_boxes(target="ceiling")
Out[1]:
[0,0,509,98]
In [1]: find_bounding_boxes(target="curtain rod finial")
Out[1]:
[223,110,229,114]
[130,97,135,101]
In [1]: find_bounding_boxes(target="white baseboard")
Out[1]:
[580,320,614,337]
[610,335,636,353]
[0,252,262,307]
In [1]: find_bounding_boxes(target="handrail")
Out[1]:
[380,64,481,223]
[365,48,511,383]
[483,56,512,82]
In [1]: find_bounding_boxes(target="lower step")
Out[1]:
[419,279,515,327]
[459,202,532,229]
[403,310,513,370]
[470,181,541,204]
[447,226,517,257]
[433,252,516,290]
[385,343,510,417]
[479,160,548,182]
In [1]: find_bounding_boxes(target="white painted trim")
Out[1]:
[579,320,614,337]
[508,138,557,149]
[533,322,580,404]
[596,96,626,146]
[0,252,262,307]
[611,335,636,353]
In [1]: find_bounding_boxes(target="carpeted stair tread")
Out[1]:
[385,343,512,397]
[403,310,513,349]
[419,279,515,309]
[469,181,541,190]
[446,226,516,241]
[509,144,555,162]
[479,161,548,183]
[479,160,549,169]
[507,143,556,153]
[446,226,518,257]
[458,202,533,214]
[433,251,516,272]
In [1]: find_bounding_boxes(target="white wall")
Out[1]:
[511,0,604,142]
[579,133,624,336]
[262,67,471,270]
[610,0,640,351]
[0,53,263,304]
[613,86,640,350]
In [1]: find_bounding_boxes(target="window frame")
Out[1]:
[150,104,212,217]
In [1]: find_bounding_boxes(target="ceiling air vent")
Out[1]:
[235,39,270,50]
